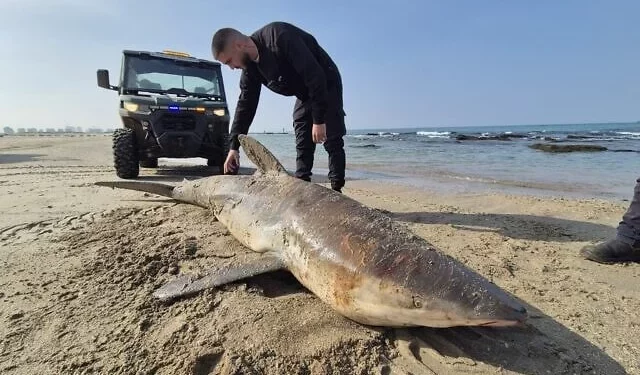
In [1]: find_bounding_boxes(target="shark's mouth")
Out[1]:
[475,319,527,327]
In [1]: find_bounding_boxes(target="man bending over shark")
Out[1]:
[211,21,347,193]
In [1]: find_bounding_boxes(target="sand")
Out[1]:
[0,134,638,375]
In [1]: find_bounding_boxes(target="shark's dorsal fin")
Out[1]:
[238,134,288,175]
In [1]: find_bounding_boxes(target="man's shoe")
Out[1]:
[580,238,640,264]
[331,180,344,193]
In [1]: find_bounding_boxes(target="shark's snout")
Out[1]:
[471,291,529,327]
[494,304,528,325]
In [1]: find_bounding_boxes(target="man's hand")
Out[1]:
[312,123,327,143]
[224,150,240,174]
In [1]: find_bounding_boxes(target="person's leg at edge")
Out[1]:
[323,80,347,193]
[580,176,640,263]
[292,98,315,182]
[323,118,346,193]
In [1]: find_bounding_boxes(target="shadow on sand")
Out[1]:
[392,298,627,374]
[175,267,627,374]
[390,211,615,243]
[137,165,228,182]
[0,153,45,164]
[246,272,626,373]
[132,165,349,185]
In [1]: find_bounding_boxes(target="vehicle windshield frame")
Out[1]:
[122,54,224,99]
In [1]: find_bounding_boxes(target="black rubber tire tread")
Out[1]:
[207,133,229,173]
[113,128,139,179]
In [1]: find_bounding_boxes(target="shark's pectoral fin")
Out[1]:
[238,134,289,176]
[153,255,286,302]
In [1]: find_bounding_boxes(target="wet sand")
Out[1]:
[0,134,638,374]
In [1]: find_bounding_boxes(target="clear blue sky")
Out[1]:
[1,0,638,132]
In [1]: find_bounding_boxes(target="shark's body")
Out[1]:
[97,135,527,328]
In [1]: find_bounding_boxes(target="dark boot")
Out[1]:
[331,180,344,193]
[580,238,640,264]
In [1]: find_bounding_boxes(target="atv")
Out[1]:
[96,49,230,179]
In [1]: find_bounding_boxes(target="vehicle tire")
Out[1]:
[139,158,158,168]
[113,128,139,179]
[207,154,224,172]
[208,133,229,174]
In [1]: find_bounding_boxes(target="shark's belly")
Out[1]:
[274,220,370,319]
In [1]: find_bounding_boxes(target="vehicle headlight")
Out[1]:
[123,102,138,112]
[213,108,226,116]
[123,102,150,113]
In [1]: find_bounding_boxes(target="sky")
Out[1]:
[1,0,639,132]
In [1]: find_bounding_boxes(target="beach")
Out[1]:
[1,133,638,374]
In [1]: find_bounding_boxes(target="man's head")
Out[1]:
[211,28,256,70]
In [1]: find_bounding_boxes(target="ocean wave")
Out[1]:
[346,127,640,143]
[416,131,451,138]
[616,131,640,138]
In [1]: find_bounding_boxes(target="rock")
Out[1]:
[566,134,599,139]
[529,143,608,153]
[350,144,381,149]
[455,133,525,141]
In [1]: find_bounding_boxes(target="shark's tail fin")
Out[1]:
[95,181,176,199]
[238,134,289,175]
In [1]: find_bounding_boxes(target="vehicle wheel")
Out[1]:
[207,154,224,173]
[208,133,229,174]
[113,128,139,179]
[140,158,158,168]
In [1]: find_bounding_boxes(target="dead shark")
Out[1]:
[95,134,528,328]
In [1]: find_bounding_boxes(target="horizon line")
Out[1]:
[2,119,639,134]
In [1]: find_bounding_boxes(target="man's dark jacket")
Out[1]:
[228,22,342,150]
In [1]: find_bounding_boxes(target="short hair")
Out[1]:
[211,28,245,56]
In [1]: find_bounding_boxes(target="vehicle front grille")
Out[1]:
[158,113,197,131]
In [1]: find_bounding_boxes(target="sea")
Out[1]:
[241,122,640,202]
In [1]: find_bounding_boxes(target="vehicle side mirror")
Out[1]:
[97,69,117,90]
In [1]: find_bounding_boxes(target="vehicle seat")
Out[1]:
[138,79,162,90]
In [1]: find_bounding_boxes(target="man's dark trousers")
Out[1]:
[617,176,640,245]
[292,81,346,191]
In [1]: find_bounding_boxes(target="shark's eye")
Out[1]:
[412,296,423,308]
